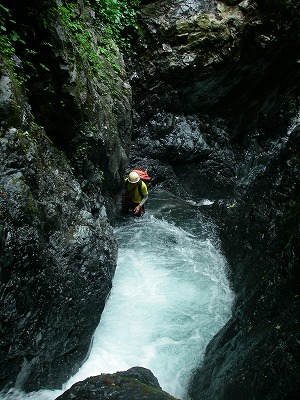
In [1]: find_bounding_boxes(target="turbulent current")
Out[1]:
[1,190,234,400]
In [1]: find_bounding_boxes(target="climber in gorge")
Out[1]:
[121,170,149,217]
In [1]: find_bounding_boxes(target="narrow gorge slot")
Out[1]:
[0,192,234,400]
[1,0,299,398]
[65,192,234,399]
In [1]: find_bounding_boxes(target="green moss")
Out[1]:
[1,1,140,85]
[10,174,38,217]
[121,376,177,398]
[98,373,179,399]
[56,2,127,90]
[176,14,229,47]
[75,142,91,157]
[57,1,141,75]
[17,130,34,153]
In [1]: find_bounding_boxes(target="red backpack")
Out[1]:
[131,168,151,184]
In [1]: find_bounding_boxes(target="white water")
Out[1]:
[1,190,234,400]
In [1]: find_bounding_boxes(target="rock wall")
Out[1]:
[0,0,131,392]
[1,0,299,398]
[189,127,300,400]
[128,1,300,399]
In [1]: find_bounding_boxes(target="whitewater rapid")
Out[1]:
[1,190,234,400]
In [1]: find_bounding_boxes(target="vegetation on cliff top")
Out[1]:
[0,0,140,75]
[95,0,141,46]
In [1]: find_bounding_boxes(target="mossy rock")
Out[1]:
[175,14,229,48]
[55,367,179,400]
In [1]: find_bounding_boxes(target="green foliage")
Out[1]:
[0,5,26,60]
[0,5,45,78]
[59,5,95,59]
[0,1,141,85]
[0,4,12,33]
[94,0,141,47]
[58,3,121,81]
[0,4,15,59]
[75,142,91,156]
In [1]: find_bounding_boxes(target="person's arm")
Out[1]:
[134,194,148,214]
[139,194,148,206]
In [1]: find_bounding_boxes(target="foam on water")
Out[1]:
[0,192,234,400]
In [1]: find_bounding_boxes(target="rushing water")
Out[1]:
[1,190,234,400]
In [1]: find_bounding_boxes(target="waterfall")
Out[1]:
[0,190,234,400]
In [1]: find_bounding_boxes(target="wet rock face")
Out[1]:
[131,0,250,118]
[0,0,132,392]
[132,111,236,198]
[55,367,178,400]
[131,0,300,131]
[0,121,117,391]
[129,0,300,202]
[128,1,300,400]
[189,128,300,400]
[4,0,132,195]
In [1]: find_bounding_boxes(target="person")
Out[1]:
[122,171,148,217]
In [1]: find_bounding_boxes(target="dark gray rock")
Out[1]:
[188,127,300,400]
[0,121,117,391]
[128,1,300,399]
[0,0,132,392]
[55,367,179,400]
[5,0,132,199]
[1,0,300,399]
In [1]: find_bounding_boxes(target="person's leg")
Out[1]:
[121,197,131,215]
[122,198,141,216]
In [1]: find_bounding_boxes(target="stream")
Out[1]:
[1,190,234,400]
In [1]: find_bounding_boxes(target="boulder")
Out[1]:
[55,367,178,400]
